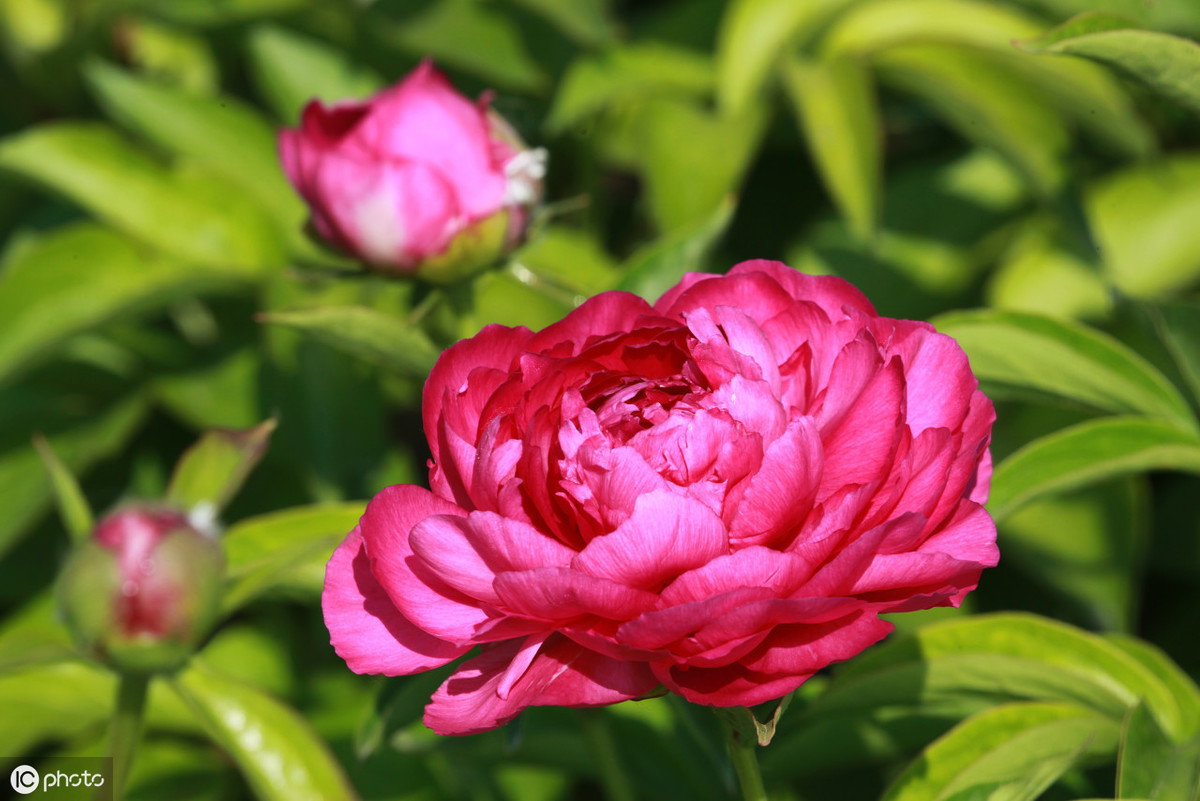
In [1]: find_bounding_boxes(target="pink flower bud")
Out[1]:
[279,60,545,281]
[58,505,223,673]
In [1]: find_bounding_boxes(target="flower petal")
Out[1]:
[322,527,467,675]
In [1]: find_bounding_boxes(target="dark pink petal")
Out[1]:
[619,587,776,650]
[801,513,926,598]
[660,546,810,606]
[729,417,824,547]
[322,527,467,675]
[424,635,657,735]
[918,503,999,566]
[526,292,659,357]
[359,485,490,644]
[817,357,906,500]
[574,490,728,590]
[736,612,893,675]
[423,325,532,505]
[654,611,891,707]
[886,326,977,435]
[409,511,576,604]
[659,270,797,327]
[730,260,877,319]
[494,567,658,621]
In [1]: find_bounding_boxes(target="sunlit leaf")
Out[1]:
[883,702,1117,801]
[783,55,881,240]
[715,0,853,113]
[0,124,284,270]
[1020,12,1200,117]
[246,24,383,124]
[261,306,441,379]
[934,310,1196,429]
[990,416,1200,520]
[221,502,365,611]
[31,433,93,541]
[165,420,276,516]
[171,663,356,801]
[813,613,1197,742]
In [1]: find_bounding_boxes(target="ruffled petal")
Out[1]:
[323,527,467,675]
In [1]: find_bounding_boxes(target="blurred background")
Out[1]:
[3,0,1200,799]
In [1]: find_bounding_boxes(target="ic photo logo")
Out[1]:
[10,764,38,795]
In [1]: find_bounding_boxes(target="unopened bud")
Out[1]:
[58,505,223,673]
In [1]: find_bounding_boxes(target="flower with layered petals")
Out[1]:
[323,259,997,734]
[279,60,544,280]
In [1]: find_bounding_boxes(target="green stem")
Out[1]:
[579,709,635,801]
[720,715,768,801]
[110,672,150,801]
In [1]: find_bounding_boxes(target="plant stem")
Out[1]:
[110,672,150,801]
[720,714,768,801]
[579,709,635,801]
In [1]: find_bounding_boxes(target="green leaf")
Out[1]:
[246,24,383,124]
[1118,699,1200,800]
[874,44,1068,195]
[989,416,1200,521]
[221,502,365,611]
[145,0,309,26]
[1019,12,1200,118]
[165,420,275,516]
[0,394,148,559]
[783,55,881,240]
[813,614,1193,742]
[1144,300,1200,410]
[1105,634,1200,740]
[0,662,114,757]
[821,0,1045,56]
[883,702,1118,801]
[84,60,302,238]
[170,663,357,801]
[933,310,1196,430]
[1088,156,1200,299]
[545,43,714,135]
[635,97,764,232]
[31,433,93,541]
[616,196,735,302]
[0,123,283,270]
[514,226,622,296]
[456,268,576,338]
[508,0,617,47]
[1000,478,1146,632]
[382,0,546,92]
[715,0,854,113]
[0,224,259,387]
[260,306,441,379]
[0,593,76,672]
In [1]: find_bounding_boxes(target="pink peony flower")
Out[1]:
[279,61,544,280]
[323,260,997,735]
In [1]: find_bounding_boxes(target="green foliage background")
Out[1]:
[3,0,1200,798]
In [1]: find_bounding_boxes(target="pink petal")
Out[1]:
[493,567,658,621]
[409,511,577,604]
[729,417,824,547]
[659,270,797,327]
[730,260,877,319]
[424,635,657,735]
[526,291,659,357]
[359,485,490,644]
[817,356,906,500]
[885,325,977,435]
[661,546,811,606]
[322,527,467,675]
[573,490,728,590]
[423,325,532,505]
[358,62,508,221]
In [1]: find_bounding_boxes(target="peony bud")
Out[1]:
[279,60,545,281]
[58,505,223,673]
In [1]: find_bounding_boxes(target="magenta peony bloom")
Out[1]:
[323,260,997,734]
[279,61,544,280]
